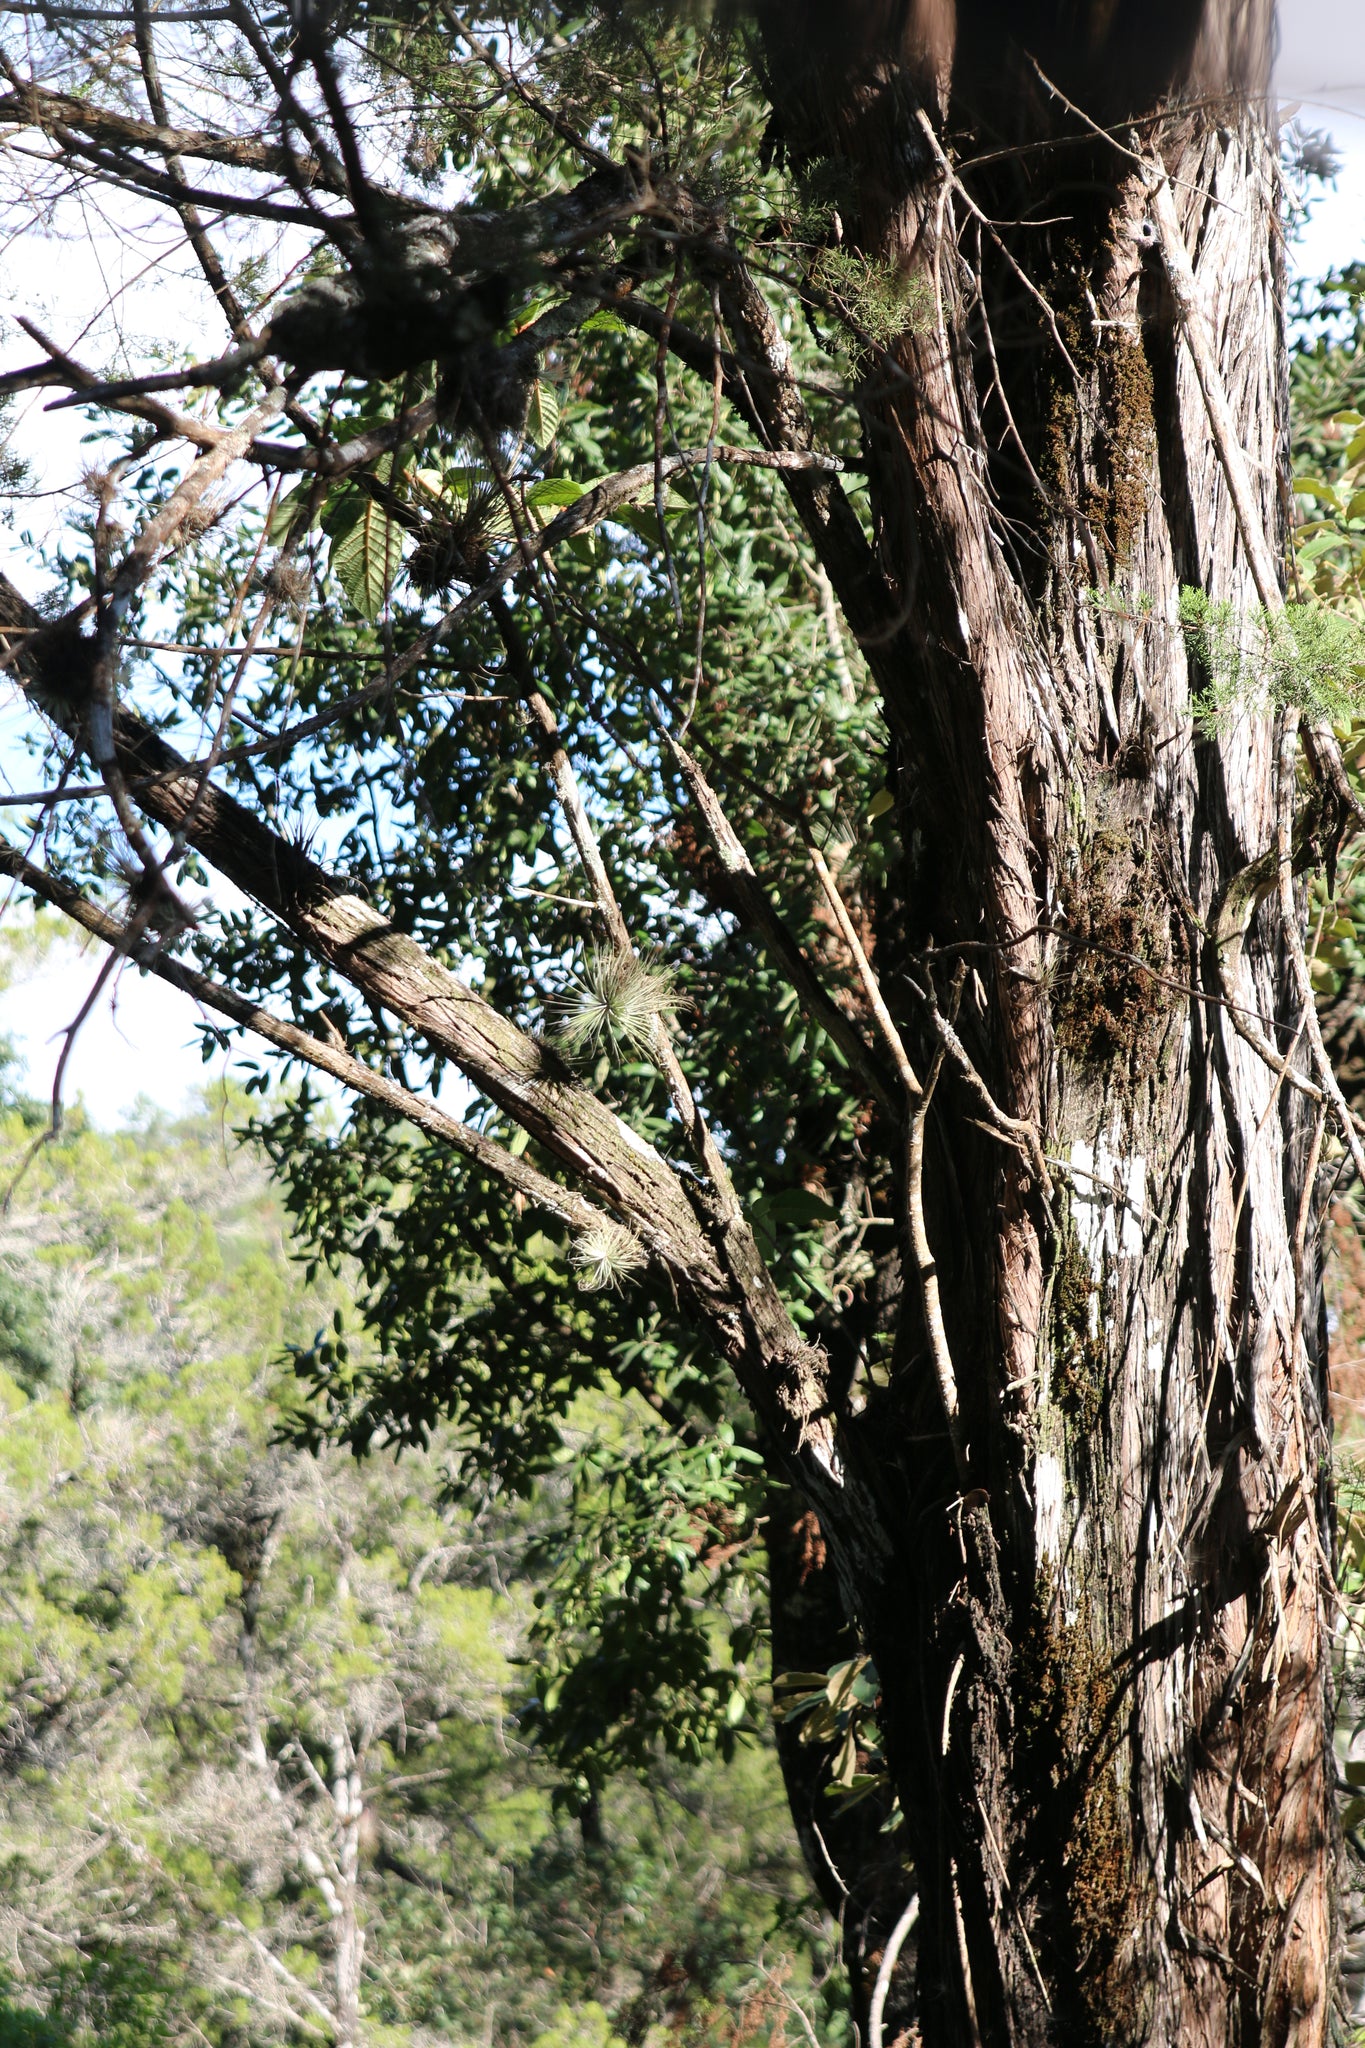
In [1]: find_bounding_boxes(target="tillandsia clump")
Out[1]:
[556,947,681,1064]
[570,1219,647,1292]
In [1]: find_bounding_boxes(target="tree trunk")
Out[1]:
[332,1731,366,2048]
[767,1491,917,2039]
[751,3,1338,2042]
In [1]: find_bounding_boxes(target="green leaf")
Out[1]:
[1293,476,1340,505]
[526,476,586,511]
[830,1724,859,1787]
[329,495,405,619]
[824,1656,861,1706]
[580,308,628,334]
[616,498,691,547]
[868,786,894,819]
[320,489,363,541]
[527,381,559,451]
[267,482,313,543]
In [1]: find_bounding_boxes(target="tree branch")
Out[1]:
[0,77,318,179]
[661,727,898,1118]
[0,842,620,1240]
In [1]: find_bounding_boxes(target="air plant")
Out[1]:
[556,946,680,1065]
[571,1218,648,1293]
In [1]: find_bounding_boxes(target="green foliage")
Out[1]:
[1290,265,1365,616]
[523,1423,766,1801]
[1278,275,1365,1008]
[324,458,409,619]
[531,2003,626,2048]
[808,249,935,348]
[773,1654,888,1811]
[0,1103,839,2046]
[1178,586,1365,725]
[5,15,912,2027]
[0,397,32,510]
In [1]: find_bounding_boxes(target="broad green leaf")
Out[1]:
[528,380,559,450]
[580,308,628,334]
[617,502,691,547]
[526,476,587,511]
[266,481,313,543]
[329,495,405,618]
[824,1655,861,1706]
[320,488,364,541]
[831,1724,859,1787]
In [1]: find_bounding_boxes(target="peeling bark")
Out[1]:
[739,3,1337,2041]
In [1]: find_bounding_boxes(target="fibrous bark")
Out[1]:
[738,3,1336,2042]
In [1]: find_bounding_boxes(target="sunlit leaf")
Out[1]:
[528,380,559,451]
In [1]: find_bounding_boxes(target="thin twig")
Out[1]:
[867,1895,918,2047]
[914,109,1082,385]
[659,724,896,1114]
[0,945,117,1210]
[1276,708,1365,1186]
[799,828,967,1475]
[902,969,1053,1199]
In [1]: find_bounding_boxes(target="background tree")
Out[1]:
[0,2,1359,2040]
[0,1090,833,2047]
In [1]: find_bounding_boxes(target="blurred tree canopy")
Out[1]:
[0,1097,836,2046]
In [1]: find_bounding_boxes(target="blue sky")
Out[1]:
[3,23,1365,1122]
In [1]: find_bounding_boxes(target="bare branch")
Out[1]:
[0,78,318,178]
[0,844,624,1237]
[800,830,968,1480]
[661,727,897,1118]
